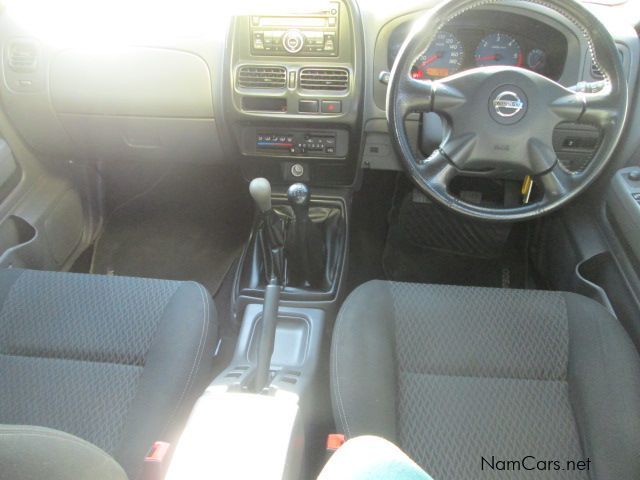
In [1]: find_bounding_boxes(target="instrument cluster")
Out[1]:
[388,11,568,81]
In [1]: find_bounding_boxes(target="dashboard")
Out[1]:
[0,0,637,187]
[387,11,568,80]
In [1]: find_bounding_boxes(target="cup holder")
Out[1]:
[0,215,37,268]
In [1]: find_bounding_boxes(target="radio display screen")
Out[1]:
[259,17,328,28]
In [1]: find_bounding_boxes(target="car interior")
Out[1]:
[0,0,639,478]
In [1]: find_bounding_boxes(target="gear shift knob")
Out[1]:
[287,183,310,209]
[249,178,272,213]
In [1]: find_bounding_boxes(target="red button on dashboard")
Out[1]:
[321,100,341,114]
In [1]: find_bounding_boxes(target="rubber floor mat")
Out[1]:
[383,190,528,288]
[91,166,253,295]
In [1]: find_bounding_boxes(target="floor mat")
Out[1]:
[383,186,530,288]
[91,165,253,295]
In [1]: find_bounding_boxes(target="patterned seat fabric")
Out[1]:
[331,280,640,479]
[0,269,217,479]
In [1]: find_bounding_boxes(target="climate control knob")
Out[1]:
[282,30,305,54]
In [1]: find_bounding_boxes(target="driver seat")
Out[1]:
[331,281,640,479]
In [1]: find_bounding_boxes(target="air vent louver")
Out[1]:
[299,68,349,91]
[8,41,38,72]
[237,65,286,89]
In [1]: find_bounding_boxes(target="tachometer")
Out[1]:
[412,31,464,80]
[474,32,522,67]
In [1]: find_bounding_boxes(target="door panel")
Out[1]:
[532,162,640,352]
[0,128,95,272]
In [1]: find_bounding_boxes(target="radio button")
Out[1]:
[283,30,305,54]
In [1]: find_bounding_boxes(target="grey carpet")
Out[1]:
[91,165,253,296]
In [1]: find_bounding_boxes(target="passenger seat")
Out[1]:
[0,268,218,479]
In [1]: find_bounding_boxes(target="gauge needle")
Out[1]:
[476,54,502,62]
[421,53,442,66]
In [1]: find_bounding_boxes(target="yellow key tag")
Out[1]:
[521,175,533,204]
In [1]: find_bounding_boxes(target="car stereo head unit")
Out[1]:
[250,2,339,56]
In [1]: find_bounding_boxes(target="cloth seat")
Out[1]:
[0,425,128,480]
[331,280,640,479]
[0,268,218,479]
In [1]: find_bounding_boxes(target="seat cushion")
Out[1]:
[331,281,640,479]
[0,425,127,480]
[0,269,217,479]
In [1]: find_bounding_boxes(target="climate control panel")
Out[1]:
[240,127,348,159]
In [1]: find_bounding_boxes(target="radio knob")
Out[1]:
[282,30,304,54]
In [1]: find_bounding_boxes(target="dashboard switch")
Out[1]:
[321,100,342,114]
[291,164,305,177]
[299,100,319,113]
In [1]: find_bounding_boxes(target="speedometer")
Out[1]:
[412,31,464,80]
[474,32,523,67]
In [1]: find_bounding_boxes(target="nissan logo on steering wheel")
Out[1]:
[489,87,528,125]
[493,91,524,117]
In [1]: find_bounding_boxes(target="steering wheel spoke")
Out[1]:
[431,80,467,113]
[394,76,434,118]
[417,150,457,195]
[550,92,586,122]
[440,133,477,169]
[537,163,578,202]
[582,92,620,128]
[528,137,560,174]
[551,90,619,128]
[393,75,467,118]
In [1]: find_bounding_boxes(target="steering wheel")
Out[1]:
[387,0,628,221]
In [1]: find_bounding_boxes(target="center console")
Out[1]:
[223,0,363,187]
[167,178,347,479]
[167,4,362,477]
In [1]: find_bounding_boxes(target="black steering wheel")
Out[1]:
[387,0,628,221]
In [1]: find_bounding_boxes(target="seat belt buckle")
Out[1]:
[143,441,171,480]
[145,441,170,463]
[325,433,346,463]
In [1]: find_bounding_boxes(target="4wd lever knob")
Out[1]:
[249,178,272,213]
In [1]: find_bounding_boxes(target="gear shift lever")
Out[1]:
[287,183,310,219]
[287,183,325,288]
[250,178,285,283]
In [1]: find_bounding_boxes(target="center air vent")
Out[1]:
[299,68,349,91]
[8,40,39,72]
[237,65,286,89]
